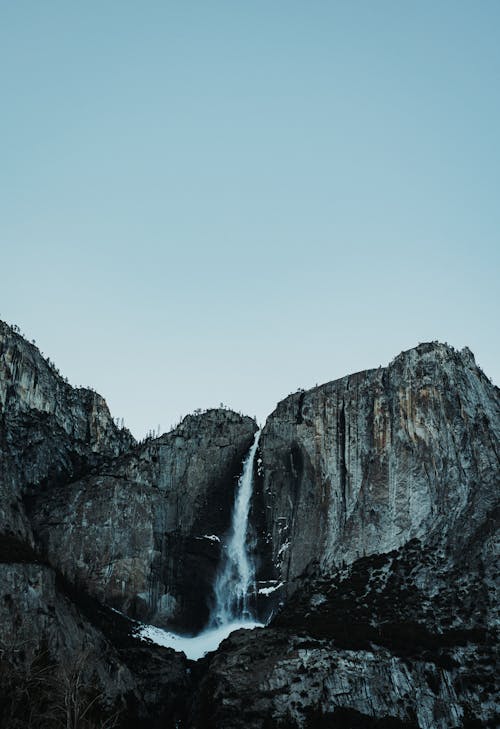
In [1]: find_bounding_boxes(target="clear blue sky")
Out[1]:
[1,1,499,437]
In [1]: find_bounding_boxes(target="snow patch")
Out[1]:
[258,581,284,596]
[310,592,327,607]
[277,542,289,557]
[134,620,263,661]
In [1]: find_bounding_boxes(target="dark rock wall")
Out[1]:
[1,322,256,632]
[0,321,256,725]
[0,320,134,544]
[28,410,257,631]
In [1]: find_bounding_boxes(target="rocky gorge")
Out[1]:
[0,319,498,728]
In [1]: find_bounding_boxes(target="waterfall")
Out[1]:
[210,429,261,626]
[134,428,263,660]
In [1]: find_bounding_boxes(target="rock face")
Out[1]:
[0,552,190,728]
[193,536,497,728]
[252,342,498,601]
[193,343,499,728]
[0,321,134,543]
[0,321,256,724]
[0,321,498,729]
[28,409,257,632]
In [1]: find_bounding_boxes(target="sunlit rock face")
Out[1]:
[0,320,134,544]
[254,342,499,597]
[196,343,499,728]
[28,409,257,632]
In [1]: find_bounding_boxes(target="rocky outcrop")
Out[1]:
[0,559,133,700]
[190,624,494,728]
[0,321,256,725]
[190,533,498,728]
[0,554,190,728]
[0,323,498,729]
[253,342,499,602]
[0,320,134,543]
[28,410,257,632]
[193,343,499,728]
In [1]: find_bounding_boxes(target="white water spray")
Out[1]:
[211,429,261,626]
[134,429,263,660]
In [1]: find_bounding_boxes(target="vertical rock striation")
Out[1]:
[1,324,498,728]
[193,343,499,728]
[255,342,499,595]
[0,321,256,724]
[0,320,134,544]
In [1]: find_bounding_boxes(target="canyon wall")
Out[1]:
[1,320,498,728]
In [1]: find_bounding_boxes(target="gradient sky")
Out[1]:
[1,1,499,438]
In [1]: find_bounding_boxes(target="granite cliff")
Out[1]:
[0,321,255,725]
[190,343,498,728]
[252,342,498,603]
[27,409,257,632]
[0,320,498,728]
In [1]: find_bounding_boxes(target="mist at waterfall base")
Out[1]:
[136,620,262,662]
[135,432,263,661]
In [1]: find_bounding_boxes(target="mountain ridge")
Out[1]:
[0,320,498,728]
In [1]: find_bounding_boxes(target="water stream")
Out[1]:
[210,429,261,626]
[134,429,262,660]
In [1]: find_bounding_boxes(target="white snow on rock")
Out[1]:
[134,620,263,661]
[132,433,265,662]
[258,582,284,596]
[277,542,289,556]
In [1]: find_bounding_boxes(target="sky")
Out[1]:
[1,1,499,438]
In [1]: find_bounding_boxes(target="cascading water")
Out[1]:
[211,429,261,626]
[133,428,263,660]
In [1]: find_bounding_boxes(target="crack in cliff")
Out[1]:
[339,400,347,525]
[296,391,305,425]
